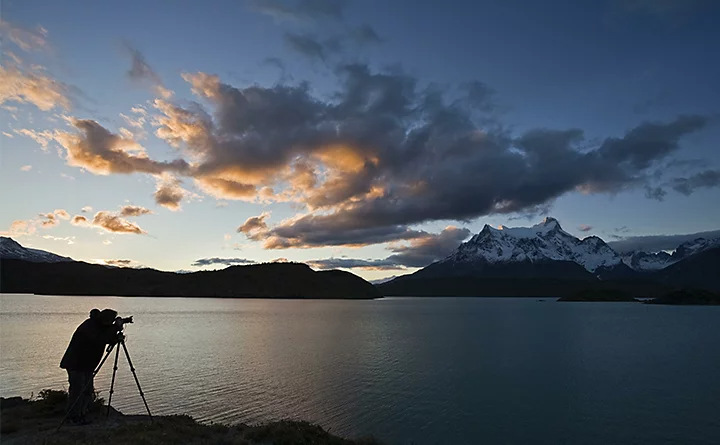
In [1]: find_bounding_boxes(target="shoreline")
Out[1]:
[0,390,382,445]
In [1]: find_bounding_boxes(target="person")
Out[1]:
[60,308,123,425]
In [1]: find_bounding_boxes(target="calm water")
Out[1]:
[1,295,719,444]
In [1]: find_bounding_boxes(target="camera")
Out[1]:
[114,316,134,330]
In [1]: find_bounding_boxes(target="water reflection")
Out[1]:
[2,295,719,445]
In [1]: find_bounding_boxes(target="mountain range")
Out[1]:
[0,238,379,299]
[0,237,74,263]
[379,218,720,296]
[2,218,719,298]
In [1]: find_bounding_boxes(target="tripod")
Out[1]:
[57,336,152,431]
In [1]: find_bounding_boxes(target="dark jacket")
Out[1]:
[60,318,119,371]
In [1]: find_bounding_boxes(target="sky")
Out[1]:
[1,0,719,280]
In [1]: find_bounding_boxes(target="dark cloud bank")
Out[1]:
[47,48,716,253]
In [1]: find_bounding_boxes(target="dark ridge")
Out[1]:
[655,247,720,292]
[0,259,380,299]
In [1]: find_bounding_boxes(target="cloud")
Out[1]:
[306,226,470,270]
[91,211,146,234]
[37,209,69,228]
[13,128,55,150]
[81,206,93,213]
[608,229,720,253]
[249,0,345,23]
[42,235,75,244]
[0,19,49,52]
[154,174,190,211]
[644,185,667,201]
[20,165,32,172]
[103,239,112,245]
[670,170,720,195]
[149,66,708,250]
[578,224,593,232]
[124,44,173,99]
[3,131,14,138]
[119,205,153,217]
[261,213,428,249]
[0,65,71,111]
[191,257,256,267]
[71,215,88,225]
[98,259,144,268]
[385,226,471,267]
[54,209,70,220]
[39,213,59,227]
[284,33,328,61]
[0,220,37,237]
[72,210,146,235]
[15,54,707,251]
[237,212,271,240]
[54,118,189,175]
[307,258,403,271]
[351,25,383,45]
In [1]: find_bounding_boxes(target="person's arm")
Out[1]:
[81,321,120,345]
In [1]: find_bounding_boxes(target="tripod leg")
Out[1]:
[56,344,116,432]
[106,342,121,417]
[120,340,153,421]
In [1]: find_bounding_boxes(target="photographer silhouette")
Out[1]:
[60,308,121,425]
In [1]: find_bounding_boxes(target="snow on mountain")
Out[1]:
[444,217,623,273]
[0,237,74,263]
[620,251,674,271]
[672,237,720,262]
[621,237,720,271]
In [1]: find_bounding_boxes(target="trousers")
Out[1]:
[67,370,94,418]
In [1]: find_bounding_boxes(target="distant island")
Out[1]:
[0,389,381,444]
[0,259,380,299]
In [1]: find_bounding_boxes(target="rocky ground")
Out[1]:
[0,390,382,445]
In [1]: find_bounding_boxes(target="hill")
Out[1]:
[0,259,380,299]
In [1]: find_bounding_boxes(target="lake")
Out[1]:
[1,294,719,444]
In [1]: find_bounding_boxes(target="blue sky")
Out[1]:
[1,0,719,279]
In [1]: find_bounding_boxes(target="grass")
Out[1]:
[0,389,383,445]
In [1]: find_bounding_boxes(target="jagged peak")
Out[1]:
[533,216,561,231]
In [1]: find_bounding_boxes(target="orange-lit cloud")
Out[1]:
[153,174,195,211]
[237,212,270,241]
[0,220,37,237]
[0,66,70,111]
[71,215,88,225]
[14,129,56,150]
[91,211,146,234]
[119,205,152,217]
[53,118,189,175]
[20,165,32,172]
[38,209,70,228]
[71,207,149,235]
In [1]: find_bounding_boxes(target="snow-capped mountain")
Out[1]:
[0,237,74,263]
[672,237,720,262]
[621,237,720,271]
[444,217,623,275]
[620,251,674,271]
